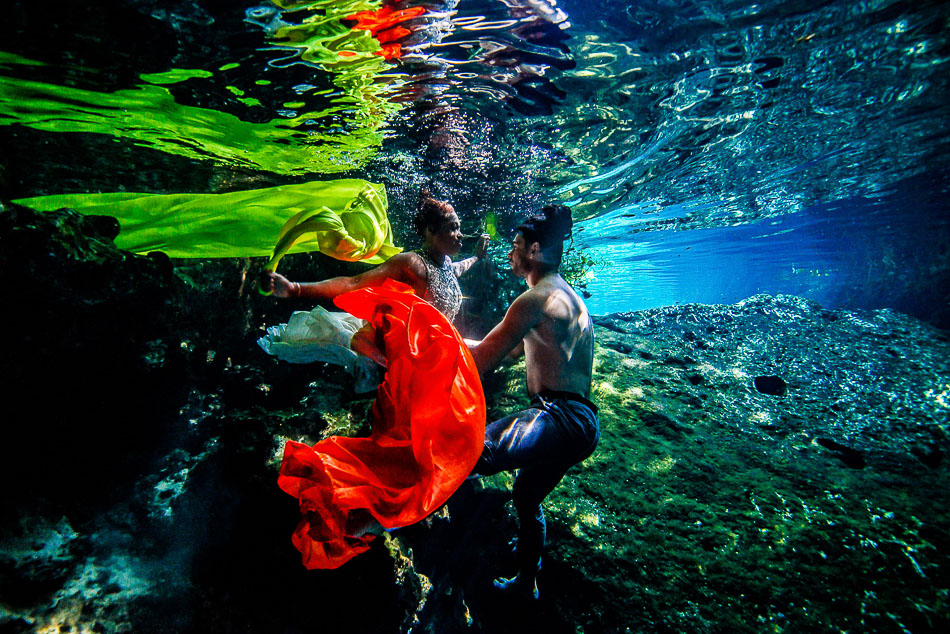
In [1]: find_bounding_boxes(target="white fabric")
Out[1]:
[257,306,365,368]
[258,307,390,393]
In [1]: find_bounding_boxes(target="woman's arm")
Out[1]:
[452,234,490,277]
[265,252,423,301]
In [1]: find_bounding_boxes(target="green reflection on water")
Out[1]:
[266,0,401,118]
[140,69,214,85]
[0,0,406,176]
[0,69,376,174]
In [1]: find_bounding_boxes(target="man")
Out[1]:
[467,204,599,600]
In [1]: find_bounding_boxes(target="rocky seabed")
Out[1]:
[1,207,947,633]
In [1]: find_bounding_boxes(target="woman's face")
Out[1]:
[426,210,462,257]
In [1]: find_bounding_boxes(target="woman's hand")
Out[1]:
[475,233,490,259]
[262,271,298,298]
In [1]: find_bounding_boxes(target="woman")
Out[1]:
[270,192,491,570]
[263,190,488,323]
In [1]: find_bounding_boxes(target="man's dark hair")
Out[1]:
[517,204,573,260]
[413,188,454,238]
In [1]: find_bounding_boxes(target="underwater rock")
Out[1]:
[603,340,633,354]
[544,294,950,632]
[638,408,693,439]
[911,442,944,469]
[0,517,83,610]
[0,205,182,513]
[592,294,949,470]
[815,437,867,469]
[753,374,787,396]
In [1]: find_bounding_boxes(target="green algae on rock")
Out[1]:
[531,296,950,632]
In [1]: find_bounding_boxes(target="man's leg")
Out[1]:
[475,399,598,597]
[507,462,572,594]
[475,406,550,476]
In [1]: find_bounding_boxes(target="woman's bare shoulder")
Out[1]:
[391,250,425,270]
[381,251,426,286]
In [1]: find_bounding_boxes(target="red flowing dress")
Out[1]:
[277,280,486,569]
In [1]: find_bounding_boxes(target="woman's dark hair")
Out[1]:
[413,188,454,238]
[517,204,573,249]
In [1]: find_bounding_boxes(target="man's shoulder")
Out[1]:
[501,286,547,328]
[537,275,590,322]
[535,274,583,303]
[515,283,551,307]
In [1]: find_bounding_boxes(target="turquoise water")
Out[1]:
[578,174,947,316]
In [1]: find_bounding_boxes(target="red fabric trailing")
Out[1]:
[277,280,486,569]
[346,6,426,37]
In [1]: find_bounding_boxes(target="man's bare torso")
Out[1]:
[523,274,594,398]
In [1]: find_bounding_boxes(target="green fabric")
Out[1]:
[14,180,401,265]
[484,213,499,241]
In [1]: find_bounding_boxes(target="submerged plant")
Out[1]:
[560,239,610,298]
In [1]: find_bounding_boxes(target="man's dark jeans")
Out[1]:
[474,391,600,582]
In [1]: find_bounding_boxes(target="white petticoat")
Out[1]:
[257,306,381,393]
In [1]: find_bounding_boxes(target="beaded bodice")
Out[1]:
[419,251,462,322]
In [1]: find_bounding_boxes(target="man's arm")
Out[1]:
[468,291,542,374]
